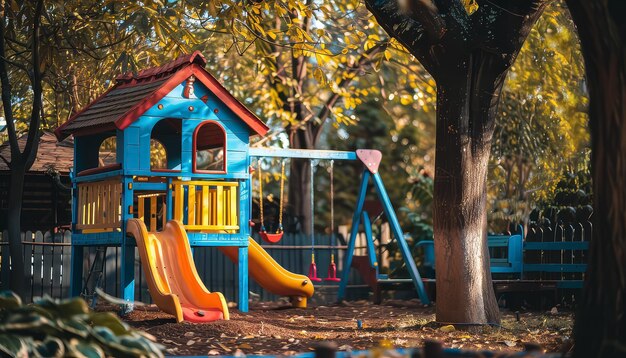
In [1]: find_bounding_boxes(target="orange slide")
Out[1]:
[220,239,314,308]
[127,219,229,323]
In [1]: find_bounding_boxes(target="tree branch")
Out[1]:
[364,0,437,74]
[22,0,45,170]
[400,0,446,41]
[0,0,18,160]
[474,0,553,69]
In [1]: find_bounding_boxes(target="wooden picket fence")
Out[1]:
[0,229,372,304]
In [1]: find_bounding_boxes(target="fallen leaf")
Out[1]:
[504,340,517,347]
[440,325,456,332]
[207,350,220,356]
[184,332,195,337]
[186,340,195,346]
[238,343,253,350]
[217,343,232,352]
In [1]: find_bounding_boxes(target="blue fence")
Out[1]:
[0,231,371,305]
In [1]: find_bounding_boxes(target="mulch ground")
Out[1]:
[114,299,573,356]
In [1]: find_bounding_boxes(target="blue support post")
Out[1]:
[166,177,173,221]
[69,245,84,297]
[69,175,82,297]
[360,212,378,269]
[337,170,370,301]
[371,172,430,305]
[120,176,135,313]
[238,246,249,312]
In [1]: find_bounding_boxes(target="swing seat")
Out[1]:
[260,231,283,243]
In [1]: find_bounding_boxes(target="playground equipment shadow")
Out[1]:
[111,299,573,356]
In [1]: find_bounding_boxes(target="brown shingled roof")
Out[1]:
[55,51,269,140]
[0,132,74,173]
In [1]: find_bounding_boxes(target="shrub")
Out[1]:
[0,291,164,357]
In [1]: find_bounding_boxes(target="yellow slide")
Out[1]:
[220,239,314,308]
[127,219,229,323]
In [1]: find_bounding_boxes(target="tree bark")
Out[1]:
[567,1,626,356]
[7,163,27,295]
[433,60,505,323]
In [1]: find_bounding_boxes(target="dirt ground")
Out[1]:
[118,299,574,356]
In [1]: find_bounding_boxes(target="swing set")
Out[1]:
[249,148,430,304]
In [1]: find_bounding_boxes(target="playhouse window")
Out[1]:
[98,136,117,166]
[194,121,226,173]
[150,118,182,171]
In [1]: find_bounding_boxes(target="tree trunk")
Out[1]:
[287,158,312,234]
[288,123,314,234]
[432,55,504,324]
[7,163,27,296]
[567,1,626,356]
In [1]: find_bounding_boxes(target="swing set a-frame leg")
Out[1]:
[337,170,370,301]
[337,168,431,305]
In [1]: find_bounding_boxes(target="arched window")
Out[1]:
[98,136,117,167]
[193,121,226,173]
[151,118,182,171]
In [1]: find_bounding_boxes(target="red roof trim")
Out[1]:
[190,64,269,136]
[116,50,206,83]
[114,64,269,137]
[56,52,269,139]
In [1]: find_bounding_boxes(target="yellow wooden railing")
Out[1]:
[137,193,167,232]
[77,179,122,231]
[172,180,239,233]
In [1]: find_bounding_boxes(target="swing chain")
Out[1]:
[258,158,265,232]
[278,159,285,233]
[329,160,335,264]
[330,160,334,236]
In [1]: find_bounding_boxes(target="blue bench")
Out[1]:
[416,230,588,289]
[416,232,524,277]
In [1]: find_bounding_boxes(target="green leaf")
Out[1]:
[69,339,105,358]
[89,312,130,336]
[0,291,22,310]
[0,335,29,357]
[35,337,65,358]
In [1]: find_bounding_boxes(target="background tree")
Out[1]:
[0,0,44,296]
[488,2,588,231]
[364,0,551,324]
[566,1,626,356]
[0,0,197,296]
